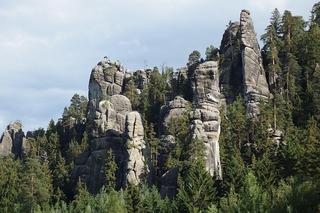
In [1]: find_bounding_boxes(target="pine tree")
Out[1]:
[205,45,219,61]
[20,157,53,212]
[145,123,160,175]
[104,149,118,190]
[140,185,172,213]
[175,158,216,213]
[71,179,95,212]
[0,156,22,212]
[125,184,142,213]
[124,79,140,110]
[299,117,320,179]
[187,50,201,67]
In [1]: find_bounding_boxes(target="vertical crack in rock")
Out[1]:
[191,61,222,180]
[72,57,149,193]
[240,10,270,117]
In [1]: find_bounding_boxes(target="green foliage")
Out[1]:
[140,185,172,213]
[124,78,140,110]
[175,159,216,213]
[0,156,22,212]
[219,171,269,213]
[104,149,118,190]
[1,4,320,213]
[20,157,53,212]
[205,45,219,61]
[139,67,171,130]
[125,184,142,213]
[188,50,201,66]
[270,178,320,212]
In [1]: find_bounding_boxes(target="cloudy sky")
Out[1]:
[0,0,317,131]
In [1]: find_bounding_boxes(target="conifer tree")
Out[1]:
[20,157,53,212]
[104,149,118,190]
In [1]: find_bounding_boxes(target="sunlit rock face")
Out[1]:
[72,57,149,193]
[191,61,222,180]
[220,10,270,117]
[240,10,270,117]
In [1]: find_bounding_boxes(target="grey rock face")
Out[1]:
[87,57,125,137]
[125,111,149,185]
[133,69,152,89]
[160,96,189,133]
[0,121,28,158]
[240,10,270,116]
[219,10,270,117]
[191,61,222,179]
[72,136,128,193]
[160,167,179,199]
[220,22,243,104]
[73,57,149,193]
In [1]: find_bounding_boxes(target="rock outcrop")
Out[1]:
[158,96,190,198]
[72,57,149,193]
[160,96,189,133]
[190,61,222,179]
[87,57,126,137]
[240,10,270,116]
[0,121,28,158]
[125,111,149,185]
[133,69,152,90]
[220,22,242,104]
[219,10,270,117]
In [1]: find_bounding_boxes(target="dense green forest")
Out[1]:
[1,3,320,213]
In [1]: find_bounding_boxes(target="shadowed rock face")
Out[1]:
[0,121,28,158]
[220,22,243,104]
[191,61,222,180]
[240,10,270,116]
[72,57,149,193]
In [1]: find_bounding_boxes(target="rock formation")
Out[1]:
[240,10,270,116]
[133,69,152,90]
[125,111,149,185]
[220,10,270,117]
[190,61,222,179]
[220,22,242,104]
[73,9,271,195]
[0,121,29,158]
[158,96,190,198]
[87,57,125,137]
[72,57,149,193]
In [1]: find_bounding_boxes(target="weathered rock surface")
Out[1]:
[220,22,243,104]
[133,69,152,90]
[125,111,149,185]
[219,10,270,117]
[73,57,149,193]
[160,96,189,133]
[240,10,270,116]
[191,61,222,179]
[87,57,126,137]
[0,121,28,158]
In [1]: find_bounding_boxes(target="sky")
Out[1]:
[0,0,317,132]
